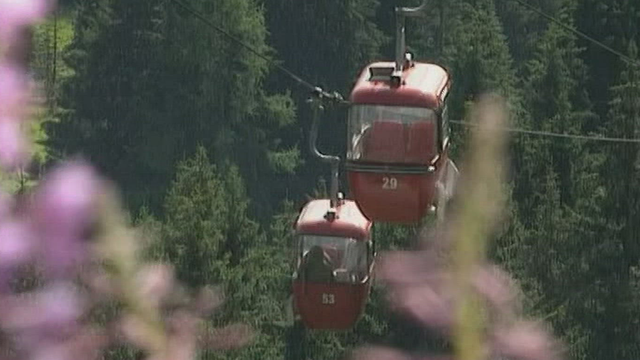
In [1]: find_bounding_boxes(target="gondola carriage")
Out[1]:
[291,197,374,330]
[345,53,457,223]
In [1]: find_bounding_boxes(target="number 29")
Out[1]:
[382,176,398,189]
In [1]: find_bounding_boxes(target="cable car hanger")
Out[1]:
[393,1,429,84]
[306,91,342,210]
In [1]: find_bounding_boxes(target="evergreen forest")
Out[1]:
[7,0,640,359]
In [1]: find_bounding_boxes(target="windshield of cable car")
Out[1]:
[347,104,438,164]
[298,235,368,284]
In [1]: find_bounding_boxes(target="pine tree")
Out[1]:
[262,0,386,209]
[576,0,640,118]
[161,147,231,287]
[591,40,640,360]
[508,4,611,358]
[441,0,518,106]
[495,0,562,70]
[50,0,299,218]
[48,0,169,209]
[516,1,596,213]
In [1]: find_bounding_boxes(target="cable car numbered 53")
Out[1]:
[291,199,374,330]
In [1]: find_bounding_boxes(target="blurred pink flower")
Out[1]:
[191,286,224,315]
[0,219,35,268]
[491,321,563,360]
[28,328,107,360]
[0,2,247,360]
[0,64,29,117]
[377,247,523,335]
[0,219,34,290]
[351,346,413,360]
[0,116,29,168]
[351,346,453,360]
[30,160,102,275]
[137,263,176,308]
[378,251,454,334]
[365,227,562,360]
[376,250,443,285]
[0,282,85,335]
[33,160,100,235]
[0,64,31,169]
[0,189,14,218]
[386,271,454,333]
[0,0,54,47]
[472,264,520,317]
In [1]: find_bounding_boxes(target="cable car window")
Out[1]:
[298,235,368,283]
[348,105,438,164]
[440,105,449,150]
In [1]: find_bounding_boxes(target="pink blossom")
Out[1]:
[30,160,102,274]
[351,346,413,360]
[386,273,454,333]
[0,2,247,360]
[0,117,29,169]
[137,263,176,308]
[32,160,101,236]
[376,250,443,285]
[351,346,453,360]
[0,64,29,117]
[29,329,107,360]
[0,190,13,218]
[472,264,520,315]
[191,286,224,315]
[0,219,35,268]
[491,321,563,360]
[40,233,91,276]
[0,282,85,335]
[0,0,54,47]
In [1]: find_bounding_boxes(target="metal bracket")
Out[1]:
[307,89,342,208]
[393,0,429,82]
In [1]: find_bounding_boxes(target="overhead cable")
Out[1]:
[511,0,640,67]
[170,0,345,102]
[170,0,640,144]
[450,119,640,143]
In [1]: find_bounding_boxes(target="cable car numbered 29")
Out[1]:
[345,60,455,224]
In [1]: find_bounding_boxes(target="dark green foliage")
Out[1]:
[49,0,299,219]
[262,0,386,203]
[161,147,238,287]
[577,0,640,117]
[590,41,640,359]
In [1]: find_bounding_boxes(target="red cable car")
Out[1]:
[344,4,458,224]
[292,198,374,330]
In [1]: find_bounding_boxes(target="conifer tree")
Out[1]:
[161,147,230,287]
[50,0,299,218]
[592,40,640,360]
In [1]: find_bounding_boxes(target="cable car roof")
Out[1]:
[349,61,450,109]
[295,199,372,240]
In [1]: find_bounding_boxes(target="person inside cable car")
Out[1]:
[297,235,370,284]
[333,240,369,283]
[303,245,334,282]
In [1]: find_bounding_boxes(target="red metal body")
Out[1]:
[292,199,374,330]
[346,61,452,223]
[347,156,448,223]
[350,61,449,108]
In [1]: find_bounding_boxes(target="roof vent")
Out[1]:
[369,66,394,81]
